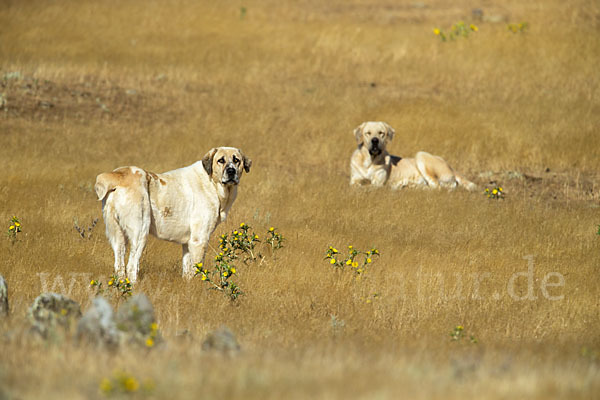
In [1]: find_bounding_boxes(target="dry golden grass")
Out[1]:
[1,0,599,398]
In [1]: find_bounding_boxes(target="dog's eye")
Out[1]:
[378,131,384,136]
[217,157,225,164]
[232,156,240,164]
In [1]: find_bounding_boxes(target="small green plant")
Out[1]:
[6,216,22,244]
[90,276,133,299]
[324,245,380,277]
[450,325,478,343]
[484,185,504,199]
[195,223,285,300]
[507,22,529,33]
[433,22,478,42]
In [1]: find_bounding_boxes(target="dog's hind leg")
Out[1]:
[102,198,127,278]
[123,199,151,283]
[415,154,439,189]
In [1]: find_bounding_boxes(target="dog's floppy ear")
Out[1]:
[353,122,366,144]
[241,151,252,173]
[383,122,395,142]
[202,148,218,176]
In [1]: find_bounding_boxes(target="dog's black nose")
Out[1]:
[226,167,236,176]
[371,137,379,145]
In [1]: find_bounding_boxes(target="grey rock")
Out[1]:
[0,275,8,317]
[202,326,240,354]
[115,293,160,346]
[28,293,81,338]
[77,297,119,349]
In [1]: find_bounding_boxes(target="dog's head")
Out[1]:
[202,147,252,185]
[354,121,395,157]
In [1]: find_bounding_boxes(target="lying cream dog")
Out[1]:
[350,121,475,190]
[95,147,251,282]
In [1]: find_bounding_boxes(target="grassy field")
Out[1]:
[1,0,599,398]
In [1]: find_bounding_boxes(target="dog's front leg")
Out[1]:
[182,229,212,280]
[370,169,388,187]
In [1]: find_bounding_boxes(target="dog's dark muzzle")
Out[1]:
[369,138,381,156]
[223,167,239,184]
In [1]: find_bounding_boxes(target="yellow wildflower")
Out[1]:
[346,259,352,265]
[123,377,139,392]
[108,280,114,286]
[230,267,236,274]
[201,274,207,281]
[99,378,112,393]
[151,322,158,331]
[240,222,246,228]
[352,261,358,268]
[492,189,498,195]
[433,28,441,35]
[332,248,338,253]
[60,308,67,316]
[269,227,274,232]
[145,337,154,348]
[254,234,259,240]
[499,187,503,192]
[223,271,229,277]
[14,222,20,227]
[330,258,336,264]
[367,258,372,263]
[9,225,14,231]
[470,24,478,31]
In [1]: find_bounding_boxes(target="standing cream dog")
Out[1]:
[350,121,475,190]
[95,147,251,282]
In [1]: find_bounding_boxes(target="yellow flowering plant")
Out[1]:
[266,226,285,251]
[507,22,529,33]
[90,275,133,299]
[450,325,478,343]
[99,370,155,396]
[195,223,285,300]
[6,216,22,244]
[324,245,380,276]
[484,185,505,200]
[433,21,478,42]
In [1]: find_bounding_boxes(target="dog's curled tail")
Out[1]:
[95,173,119,201]
[455,174,477,191]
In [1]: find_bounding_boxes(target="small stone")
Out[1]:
[77,297,120,349]
[0,275,8,317]
[115,293,160,346]
[202,326,240,354]
[28,293,81,338]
